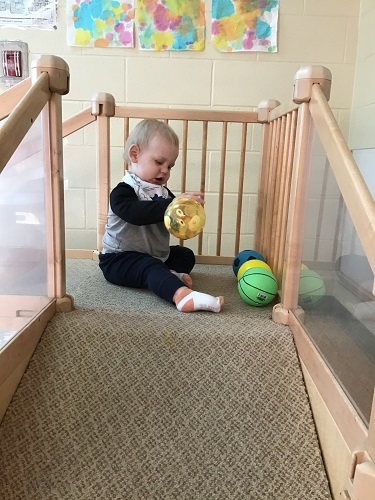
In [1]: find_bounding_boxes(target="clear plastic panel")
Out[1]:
[296,128,375,425]
[0,114,50,349]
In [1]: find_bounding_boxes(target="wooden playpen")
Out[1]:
[1,55,374,498]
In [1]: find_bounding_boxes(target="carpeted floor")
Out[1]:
[0,259,332,499]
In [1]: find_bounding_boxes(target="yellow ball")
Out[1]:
[164,198,206,240]
[237,259,272,280]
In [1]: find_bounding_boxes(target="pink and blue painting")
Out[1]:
[212,0,279,52]
[137,0,205,51]
[67,0,135,47]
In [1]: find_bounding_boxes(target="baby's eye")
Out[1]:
[155,160,163,165]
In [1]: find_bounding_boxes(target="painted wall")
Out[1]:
[0,0,359,250]
[349,0,375,150]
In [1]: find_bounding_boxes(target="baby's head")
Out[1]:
[125,119,179,185]
[124,119,179,164]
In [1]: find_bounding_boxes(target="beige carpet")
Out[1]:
[0,259,332,499]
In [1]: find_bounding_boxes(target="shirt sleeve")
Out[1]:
[110,183,174,225]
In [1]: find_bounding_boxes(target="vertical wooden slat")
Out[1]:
[97,115,111,253]
[198,121,208,255]
[180,120,188,194]
[46,93,66,299]
[178,120,189,246]
[200,121,208,193]
[259,121,275,257]
[234,122,247,255]
[280,102,314,310]
[254,122,271,255]
[123,117,129,172]
[275,110,298,283]
[216,122,227,256]
[269,116,286,271]
[262,119,278,261]
[42,106,55,299]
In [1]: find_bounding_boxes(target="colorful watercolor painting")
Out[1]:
[137,0,205,51]
[67,0,135,47]
[212,0,279,52]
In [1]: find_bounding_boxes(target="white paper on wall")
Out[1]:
[0,0,57,29]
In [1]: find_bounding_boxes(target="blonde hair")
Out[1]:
[124,119,179,163]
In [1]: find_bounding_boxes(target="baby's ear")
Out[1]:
[128,144,139,162]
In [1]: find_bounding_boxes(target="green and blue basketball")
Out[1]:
[298,269,326,308]
[233,249,265,276]
[238,268,278,307]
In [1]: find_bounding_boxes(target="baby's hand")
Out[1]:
[178,191,205,205]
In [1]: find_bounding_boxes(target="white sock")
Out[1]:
[176,291,223,313]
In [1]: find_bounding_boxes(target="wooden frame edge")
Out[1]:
[0,300,56,423]
[66,249,99,260]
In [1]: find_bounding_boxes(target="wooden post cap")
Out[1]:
[31,55,70,95]
[257,99,281,123]
[91,93,116,117]
[293,65,332,104]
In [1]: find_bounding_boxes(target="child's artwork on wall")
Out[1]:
[67,0,134,47]
[212,0,279,52]
[137,0,205,51]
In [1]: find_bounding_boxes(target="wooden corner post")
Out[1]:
[31,55,73,312]
[273,66,332,325]
[91,93,116,254]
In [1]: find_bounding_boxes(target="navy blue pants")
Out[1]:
[99,245,195,304]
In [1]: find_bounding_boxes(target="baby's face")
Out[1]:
[130,134,178,185]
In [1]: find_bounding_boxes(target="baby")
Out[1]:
[99,119,224,313]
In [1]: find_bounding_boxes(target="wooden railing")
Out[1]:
[61,66,374,312]
[46,62,375,313]
[260,67,375,321]
[63,95,260,263]
[0,55,71,306]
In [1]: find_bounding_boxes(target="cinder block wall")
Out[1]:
[0,0,359,251]
[349,0,375,150]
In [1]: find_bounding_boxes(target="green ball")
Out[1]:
[238,267,278,307]
[298,269,326,308]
